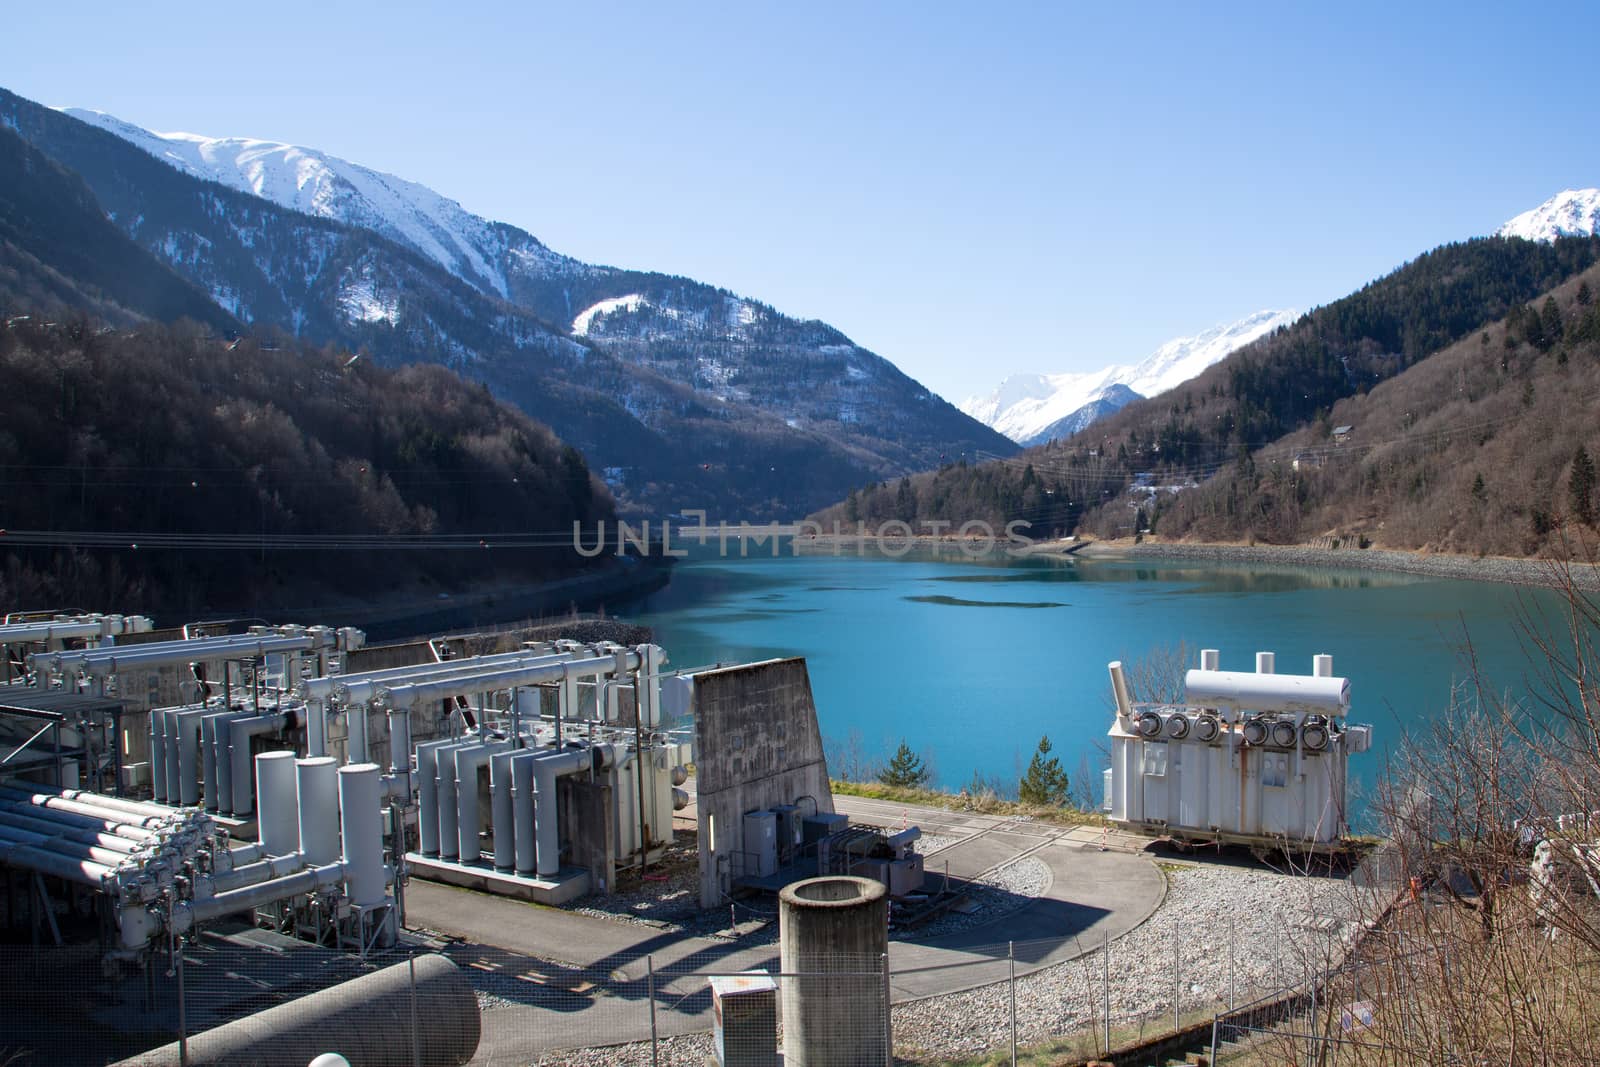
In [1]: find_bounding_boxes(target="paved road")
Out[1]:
[405,794,1164,1063]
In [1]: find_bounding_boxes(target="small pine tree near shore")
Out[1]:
[1019,735,1069,806]
[880,740,931,788]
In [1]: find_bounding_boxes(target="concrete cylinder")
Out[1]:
[110,953,479,1066]
[778,876,889,1067]
[296,757,340,866]
[255,752,300,858]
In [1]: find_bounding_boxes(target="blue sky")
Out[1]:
[3,2,1595,402]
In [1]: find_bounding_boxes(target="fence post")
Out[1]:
[409,953,421,1067]
[1228,914,1236,1009]
[1103,931,1111,1056]
[647,954,659,1067]
[882,951,894,1066]
[1008,940,1017,1067]
[1173,917,1181,1033]
[175,935,188,1067]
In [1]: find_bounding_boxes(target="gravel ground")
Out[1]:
[890,859,1379,1062]
[1091,540,1600,591]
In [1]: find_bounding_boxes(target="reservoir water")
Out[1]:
[620,547,1569,821]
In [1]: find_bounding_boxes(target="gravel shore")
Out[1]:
[1082,540,1600,592]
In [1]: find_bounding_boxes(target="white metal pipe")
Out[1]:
[1313,654,1334,678]
[1255,651,1276,675]
[174,861,346,932]
[1183,669,1351,714]
[159,707,184,804]
[0,797,159,841]
[0,836,114,887]
[455,740,513,864]
[1107,661,1134,720]
[414,738,458,856]
[41,633,323,678]
[532,748,590,877]
[0,808,142,853]
[0,822,135,867]
[339,763,386,908]
[347,703,369,764]
[210,851,307,893]
[296,757,340,866]
[0,783,174,824]
[1201,648,1220,671]
[490,749,517,871]
[379,653,638,712]
[321,650,564,706]
[306,699,328,757]
[149,708,169,803]
[173,706,211,807]
[229,712,289,816]
[434,740,471,861]
[509,750,539,875]
[255,751,300,858]
[387,709,411,789]
[203,709,250,813]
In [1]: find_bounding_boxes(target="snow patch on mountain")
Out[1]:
[962,309,1297,445]
[572,294,647,336]
[1498,189,1600,243]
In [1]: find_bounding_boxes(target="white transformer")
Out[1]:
[1103,649,1373,852]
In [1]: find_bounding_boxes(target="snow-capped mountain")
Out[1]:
[962,309,1298,445]
[1,89,1013,519]
[59,108,583,299]
[1498,189,1600,242]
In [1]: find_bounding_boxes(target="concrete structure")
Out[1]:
[778,876,889,1067]
[693,658,835,908]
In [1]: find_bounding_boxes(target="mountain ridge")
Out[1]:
[961,309,1298,445]
[0,88,1015,518]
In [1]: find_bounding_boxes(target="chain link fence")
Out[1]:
[0,909,1360,1066]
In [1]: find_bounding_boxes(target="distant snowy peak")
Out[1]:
[57,106,582,299]
[1498,189,1600,242]
[961,309,1297,445]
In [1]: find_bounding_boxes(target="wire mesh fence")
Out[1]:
[0,910,1359,1067]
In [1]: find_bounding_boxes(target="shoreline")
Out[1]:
[798,529,1600,592]
[1075,539,1600,592]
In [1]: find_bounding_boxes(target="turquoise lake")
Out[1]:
[618,546,1570,820]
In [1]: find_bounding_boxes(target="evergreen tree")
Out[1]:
[1579,280,1593,307]
[1018,735,1069,806]
[1541,296,1564,350]
[880,741,931,788]
[1571,446,1596,526]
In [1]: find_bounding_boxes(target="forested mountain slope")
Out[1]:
[814,235,1600,552]
[0,318,615,613]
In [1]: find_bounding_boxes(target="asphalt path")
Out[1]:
[405,794,1165,1062]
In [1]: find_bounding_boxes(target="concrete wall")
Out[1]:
[694,658,834,908]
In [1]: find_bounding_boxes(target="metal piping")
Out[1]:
[338,763,386,909]
[255,752,300,858]
[41,633,324,678]
[454,740,513,864]
[173,862,346,932]
[0,808,142,853]
[378,653,639,711]
[228,711,290,816]
[0,785,172,828]
[0,797,158,841]
[0,835,114,887]
[321,650,565,707]
[296,757,340,866]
